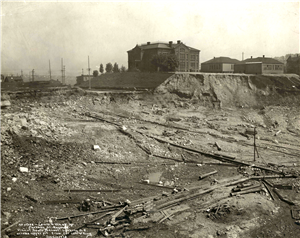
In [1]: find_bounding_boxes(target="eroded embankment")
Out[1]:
[155,73,300,107]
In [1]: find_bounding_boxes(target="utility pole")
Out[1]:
[32,69,35,81]
[253,127,260,162]
[49,60,52,81]
[63,65,65,85]
[21,70,23,77]
[242,52,244,61]
[61,58,64,84]
[88,56,91,90]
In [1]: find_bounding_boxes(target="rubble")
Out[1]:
[1,83,300,238]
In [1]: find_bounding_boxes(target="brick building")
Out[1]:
[201,57,240,73]
[234,56,284,74]
[127,40,200,72]
[286,55,300,75]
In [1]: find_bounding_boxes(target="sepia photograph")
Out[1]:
[1,0,300,237]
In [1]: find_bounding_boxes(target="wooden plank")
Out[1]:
[199,170,218,180]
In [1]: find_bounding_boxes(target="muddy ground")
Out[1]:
[1,87,300,238]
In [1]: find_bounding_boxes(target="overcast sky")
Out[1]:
[1,1,299,76]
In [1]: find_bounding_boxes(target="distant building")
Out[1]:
[234,56,284,74]
[127,40,200,72]
[201,57,240,73]
[4,76,23,83]
[286,55,300,75]
[76,75,93,85]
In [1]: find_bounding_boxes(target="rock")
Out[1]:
[19,118,27,126]
[7,187,11,192]
[19,167,29,173]
[12,177,17,182]
[93,145,100,150]
[1,93,10,101]
[1,100,11,108]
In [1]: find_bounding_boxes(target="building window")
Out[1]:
[191,55,195,61]
[180,54,185,60]
[180,62,185,69]
[191,62,195,68]
[180,48,185,52]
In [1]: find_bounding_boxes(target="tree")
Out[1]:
[151,54,179,72]
[93,70,99,77]
[113,63,120,73]
[105,63,113,73]
[120,65,126,73]
[99,64,104,74]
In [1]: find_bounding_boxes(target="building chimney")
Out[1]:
[147,42,150,45]
[177,40,181,44]
[169,41,173,47]
[263,55,265,58]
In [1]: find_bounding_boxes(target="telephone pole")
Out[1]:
[32,69,35,81]
[21,70,23,77]
[61,58,64,84]
[88,56,91,90]
[49,60,52,80]
[242,52,244,61]
[63,65,66,85]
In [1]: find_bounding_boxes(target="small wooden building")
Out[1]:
[234,56,284,74]
[4,76,23,83]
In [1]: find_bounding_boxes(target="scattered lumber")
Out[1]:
[136,132,285,175]
[199,170,218,180]
[94,161,132,164]
[137,182,175,190]
[1,220,20,233]
[230,185,262,196]
[262,181,275,200]
[156,187,216,210]
[291,209,300,220]
[197,162,237,167]
[110,205,128,225]
[64,189,121,192]
[273,188,295,205]
[66,220,96,236]
[273,184,293,190]
[158,205,189,224]
[230,187,262,196]
[25,195,39,203]
[214,142,222,151]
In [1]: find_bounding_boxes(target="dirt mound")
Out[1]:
[155,73,300,107]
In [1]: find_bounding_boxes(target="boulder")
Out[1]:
[1,100,11,108]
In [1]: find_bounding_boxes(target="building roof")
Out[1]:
[128,41,200,52]
[241,57,284,64]
[201,57,241,64]
[140,43,171,50]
